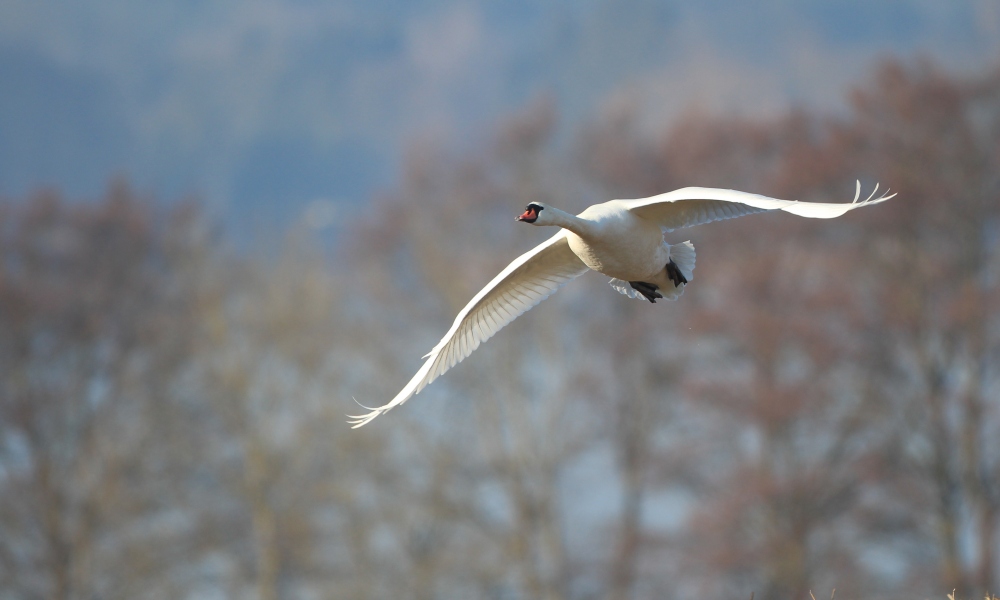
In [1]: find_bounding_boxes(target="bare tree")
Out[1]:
[835,62,1000,596]
[0,183,207,598]
[581,58,1000,598]
[2,58,996,600]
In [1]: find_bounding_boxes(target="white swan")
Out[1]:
[350,182,893,427]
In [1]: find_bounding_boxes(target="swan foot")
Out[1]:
[628,281,662,303]
[665,259,688,287]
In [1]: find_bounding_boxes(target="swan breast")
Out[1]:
[568,204,667,280]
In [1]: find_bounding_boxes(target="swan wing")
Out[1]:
[349,231,588,428]
[623,181,894,231]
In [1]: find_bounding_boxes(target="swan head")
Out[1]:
[515,202,546,224]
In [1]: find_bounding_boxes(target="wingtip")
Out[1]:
[347,408,383,428]
[852,181,895,207]
[352,396,378,411]
[866,186,895,205]
[865,183,880,203]
[347,397,387,428]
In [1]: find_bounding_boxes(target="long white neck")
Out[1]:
[541,206,595,238]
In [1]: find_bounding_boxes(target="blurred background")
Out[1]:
[1,1,999,599]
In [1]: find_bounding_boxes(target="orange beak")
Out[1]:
[516,207,538,222]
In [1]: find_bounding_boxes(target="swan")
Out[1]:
[349,182,893,428]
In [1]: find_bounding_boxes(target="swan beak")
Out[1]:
[516,209,537,223]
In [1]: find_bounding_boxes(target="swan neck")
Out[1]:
[546,207,593,237]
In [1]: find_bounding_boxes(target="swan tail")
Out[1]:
[669,240,696,282]
[653,240,695,302]
[607,241,695,303]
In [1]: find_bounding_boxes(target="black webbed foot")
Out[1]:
[665,259,688,287]
[628,281,662,303]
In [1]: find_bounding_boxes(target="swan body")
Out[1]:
[350,182,894,428]
[567,202,667,280]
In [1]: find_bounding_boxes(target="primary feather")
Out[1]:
[348,231,588,428]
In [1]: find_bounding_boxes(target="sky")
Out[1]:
[1,0,998,231]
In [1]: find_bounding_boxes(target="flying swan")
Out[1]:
[350,182,893,427]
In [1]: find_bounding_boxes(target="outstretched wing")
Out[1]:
[623,181,894,231]
[349,231,589,428]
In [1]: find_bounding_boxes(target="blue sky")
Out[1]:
[1,1,997,228]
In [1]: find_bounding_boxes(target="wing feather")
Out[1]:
[349,231,588,428]
[623,183,894,231]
